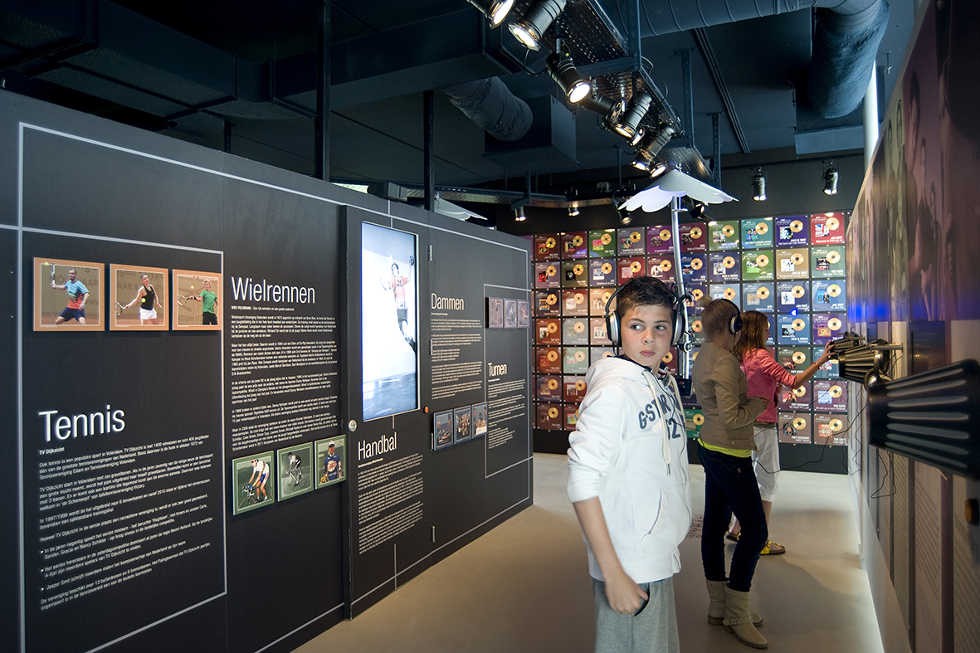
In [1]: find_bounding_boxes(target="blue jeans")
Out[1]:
[698,442,767,592]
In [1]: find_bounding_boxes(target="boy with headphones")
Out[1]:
[567,277,691,653]
[692,298,770,649]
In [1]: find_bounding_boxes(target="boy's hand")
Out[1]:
[604,568,648,615]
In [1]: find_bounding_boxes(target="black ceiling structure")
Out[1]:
[0,0,914,214]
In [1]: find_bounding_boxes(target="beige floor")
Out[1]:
[296,453,882,653]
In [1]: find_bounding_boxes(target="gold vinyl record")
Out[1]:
[692,319,703,333]
[547,321,558,333]
[792,318,806,331]
[722,224,735,237]
[792,285,805,298]
[826,217,840,231]
[574,380,586,391]
[789,219,804,233]
[601,291,612,303]
[689,227,703,239]
[723,256,736,269]
[691,288,704,300]
[693,413,705,426]
[572,263,584,276]
[630,260,642,273]
[659,229,671,241]
[792,417,807,431]
[826,250,841,264]
[545,236,556,248]
[755,254,769,268]
[600,262,613,274]
[755,221,769,235]
[792,386,807,398]
[660,260,672,271]
[826,283,842,297]
[829,384,843,398]
[662,351,673,363]
[546,265,557,277]
[724,287,736,300]
[572,234,584,247]
[630,230,642,242]
[599,232,612,245]
[827,317,842,331]
[573,350,586,362]
[547,378,559,390]
[791,351,807,364]
[574,292,585,304]
[829,418,844,431]
[690,257,704,270]
[790,253,804,266]
[573,321,586,333]
[548,406,560,419]
[757,286,770,299]
[546,350,559,362]
[545,292,558,305]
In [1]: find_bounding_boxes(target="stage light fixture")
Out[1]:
[467,0,515,27]
[688,201,707,220]
[823,162,839,195]
[752,167,767,201]
[547,44,591,104]
[514,206,527,222]
[568,204,579,217]
[620,210,632,225]
[631,123,676,170]
[648,162,668,179]
[868,360,980,478]
[613,93,652,139]
[507,0,566,51]
[837,339,897,387]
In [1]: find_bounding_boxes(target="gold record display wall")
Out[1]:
[530,212,850,446]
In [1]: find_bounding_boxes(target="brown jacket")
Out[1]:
[692,340,768,450]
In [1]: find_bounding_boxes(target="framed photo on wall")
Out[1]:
[33,257,104,332]
[110,263,169,331]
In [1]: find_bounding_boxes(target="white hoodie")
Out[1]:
[567,356,691,584]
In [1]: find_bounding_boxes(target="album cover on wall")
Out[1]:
[740,217,773,249]
[647,255,676,283]
[562,289,588,316]
[708,252,741,283]
[811,279,847,312]
[561,260,589,288]
[813,414,847,445]
[742,282,775,311]
[562,231,588,258]
[741,250,774,282]
[589,317,611,346]
[590,347,615,366]
[536,375,562,401]
[775,248,810,280]
[646,225,674,254]
[708,283,740,303]
[563,376,588,402]
[774,215,809,247]
[810,212,846,245]
[534,290,561,316]
[708,220,740,250]
[562,317,589,345]
[534,262,560,288]
[813,380,847,413]
[811,312,846,344]
[588,229,617,257]
[535,318,561,345]
[778,413,812,444]
[533,233,561,260]
[617,256,645,284]
[563,347,589,375]
[680,253,707,284]
[778,381,812,412]
[776,280,810,312]
[777,313,811,346]
[618,227,647,255]
[810,245,845,278]
[589,259,618,286]
[678,223,706,251]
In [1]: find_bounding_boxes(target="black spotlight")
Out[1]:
[752,167,767,201]
[823,162,839,195]
[631,123,675,170]
[547,43,591,104]
[466,0,515,27]
[507,0,566,51]
[613,93,652,139]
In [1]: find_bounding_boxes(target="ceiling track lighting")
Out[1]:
[507,0,566,51]
[751,167,767,202]
[613,92,652,139]
[513,206,527,222]
[466,0,515,27]
[547,42,591,104]
[823,162,839,195]
[567,204,580,217]
[631,123,676,170]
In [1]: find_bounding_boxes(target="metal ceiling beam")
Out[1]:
[692,27,749,154]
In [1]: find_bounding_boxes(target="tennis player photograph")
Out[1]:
[110,263,168,331]
[33,257,104,332]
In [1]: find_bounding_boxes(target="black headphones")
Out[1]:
[714,297,743,335]
[604,277,685,347]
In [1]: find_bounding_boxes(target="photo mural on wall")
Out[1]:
[530,212,849,445]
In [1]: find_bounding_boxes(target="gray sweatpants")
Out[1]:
[593,576,680,653]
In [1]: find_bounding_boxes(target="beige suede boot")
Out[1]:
[723,586,768,649]
[707,580,763,626]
